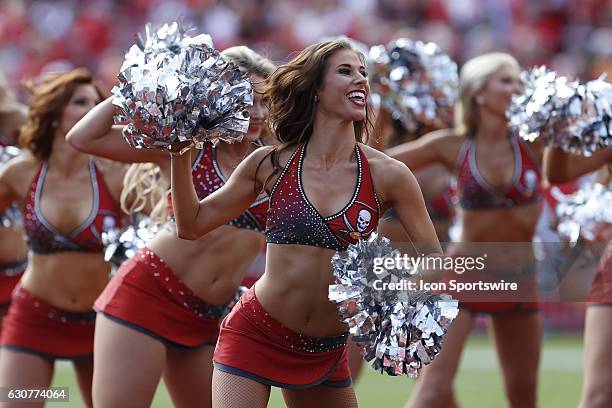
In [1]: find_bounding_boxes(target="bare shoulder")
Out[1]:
[242,145,275,172]
[360,143,402,170]
[247,145,276,162]
[246,144,300,170]
[243,144,301,193]
[359,143,417,199]
[0,151,40,194]
[235,145,275,183]
[2,150,39,175]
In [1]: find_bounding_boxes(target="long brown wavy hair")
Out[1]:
[260,38,372,188]
[19,68,104,160]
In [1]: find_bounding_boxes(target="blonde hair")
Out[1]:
[221,46,277,145]
[120,47,276,225]
[454,52,519,137]
[120,163,166,225]
[221,46,276,78]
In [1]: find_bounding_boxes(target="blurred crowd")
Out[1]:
[1,0,611,94]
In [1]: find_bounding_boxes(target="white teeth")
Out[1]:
[347,91,365,100]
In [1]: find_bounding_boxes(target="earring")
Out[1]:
[314,94,319,103]
[475,95,485,105]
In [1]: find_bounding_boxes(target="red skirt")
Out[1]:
[0,285,95,360]
[213,286,351,389]
[0,259,26,306]
[94,247,221,348]
[588,240,612,305]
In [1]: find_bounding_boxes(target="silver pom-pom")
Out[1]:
[509,67,611,156]
[102,215,157,273]
[0,145,22,228]
[112,21,253,150]
[553,183,612,242]
[329,233,458,377]
[368,38,458,132]
[0,145,20,165]
[582,77,612,154]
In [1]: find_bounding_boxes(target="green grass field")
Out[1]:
[50,333,583,407]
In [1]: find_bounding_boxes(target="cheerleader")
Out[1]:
[0,68,125,407]
[67,47,276,408]
[389,53,543,408]
[170,37,441,408]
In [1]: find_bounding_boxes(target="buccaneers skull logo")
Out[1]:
[338,201,377,241]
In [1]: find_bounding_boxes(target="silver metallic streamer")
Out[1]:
[0,145,22,228]
[552,183,612,242]
[102,215,157,273]
[112,21,253,149]
[329,233,458,377]
[508,67,611,156]
[368,38,458,132]
[0,145,19,164]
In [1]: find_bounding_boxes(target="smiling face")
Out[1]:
[477,63,522,118]
[317,48,369,122]
[245,73,268,142]
[57,84,101,136]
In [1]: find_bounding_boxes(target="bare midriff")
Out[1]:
[21,252,110,311]
[255,243,349,338]
[148,223,264,305]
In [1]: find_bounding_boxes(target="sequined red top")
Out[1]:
[167,142,268,233]
[454,135,542,210]
[266,142,380,251]
[24,159,122,254]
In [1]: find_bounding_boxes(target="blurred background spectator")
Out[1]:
[0,0,610,94]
